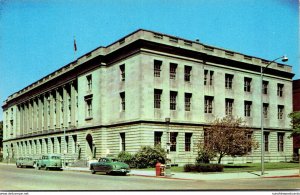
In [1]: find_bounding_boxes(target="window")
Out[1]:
[246,132,253,153]
[86,75,92,91]
[170,132,178,152]
[72,135,77,153]
[154,89,162,109]
[225,98,234,116]
[278,105,284,119]
[244,101,252,117]
[120,92,125,111]
[64,136,69,154]
[154,60,162,77]
[51,138,54,153]
[262,80,269,94]
[204,70,214,85]
[170,63,177,80]
[264,132,269,152]
[85,95,93,119]
[184,66,192,82]
[278,133,284,152]
[185,133,192,152]
[203,129,210,147]
[225,74,234,89]
[204,96,214,113]
[170,91,177,110]
[120,133,125,151]
[277,83,284,97]
[263,103,269,118]
[185,93,192,111]
[120,64,125,81]
[154,132,163,147]
[244,77,252,92]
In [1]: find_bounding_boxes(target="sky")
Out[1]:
[0,0,299,121]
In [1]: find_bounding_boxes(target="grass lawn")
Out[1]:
[138,162,300,173]
[223,162,300,173]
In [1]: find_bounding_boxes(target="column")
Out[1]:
[20,105,23,136]
[58,87,64,128]
[37,96,42,132]
[67,84,71,127]
[33,98,37,133]
[53,90,57,130]
[46,93,50,130]
[24,102,28,135]
[41,95,45,131]
[70,81,77,127]
[29,100,33,134]
[63,85,67,128]
[49,91,54,130]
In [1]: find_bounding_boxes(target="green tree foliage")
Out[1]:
[288,111,300,137]
[200,116,258,164]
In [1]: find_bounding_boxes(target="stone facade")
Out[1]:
[2,29,294,165]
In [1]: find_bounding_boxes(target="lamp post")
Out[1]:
[165,117,171,177]
[260,55,288,176]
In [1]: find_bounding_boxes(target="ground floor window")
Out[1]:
[264,132,269,152]
[120,133,125,151]
[185,133,192,152]
[170,132,178,152]
[278,133,284,152]
[154,131,163,147]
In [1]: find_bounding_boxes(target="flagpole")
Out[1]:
[74,36,77,61]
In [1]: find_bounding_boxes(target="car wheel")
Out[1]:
[45,167,49,171]
[121,172,127,176]
[91,166,96,174]
[37,165,41,170]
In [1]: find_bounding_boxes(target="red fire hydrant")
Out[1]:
[156,162,165,176]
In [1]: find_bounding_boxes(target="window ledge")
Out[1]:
[85,117,93,121]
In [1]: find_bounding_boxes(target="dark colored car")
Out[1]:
[90,157,130,175]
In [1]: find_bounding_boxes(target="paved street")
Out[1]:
[0,164,299,190]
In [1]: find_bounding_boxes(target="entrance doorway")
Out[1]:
[85,134,94,159]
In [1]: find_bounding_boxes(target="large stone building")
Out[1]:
[2,29,294,165]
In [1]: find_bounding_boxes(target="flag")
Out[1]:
[74,38,77,52]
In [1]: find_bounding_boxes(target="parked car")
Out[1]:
[16,157,35,168]
[36,154,62,170]
[90,157,130,175]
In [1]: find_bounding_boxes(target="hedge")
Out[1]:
[184,163,224,172]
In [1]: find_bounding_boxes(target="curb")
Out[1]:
[263,175,300,179]
[129,174,193,180]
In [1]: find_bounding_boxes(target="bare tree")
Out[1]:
[200,116,258,164]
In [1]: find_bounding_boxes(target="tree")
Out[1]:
[288,111,300,137]
[200,116,258,164]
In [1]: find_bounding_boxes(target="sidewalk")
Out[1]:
[63,166,300,180]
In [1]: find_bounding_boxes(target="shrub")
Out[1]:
[195,163,224,172]
[183,164,195,172]
[134,146,166,168]
[196,148,216,164]
[117,151,135,168]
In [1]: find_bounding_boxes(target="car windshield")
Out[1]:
[111,159,118,162]
[51,156,60,159]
